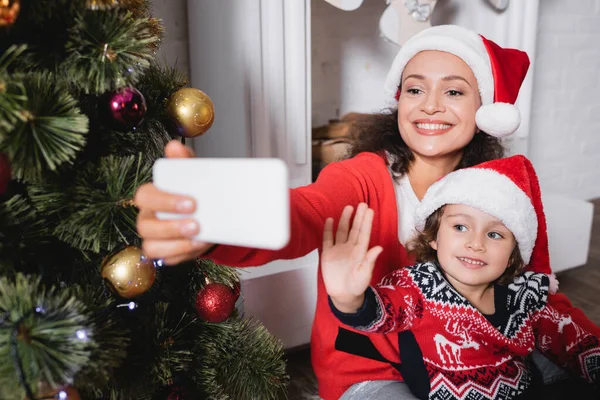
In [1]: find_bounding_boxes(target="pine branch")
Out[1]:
[88,0,151,17]
[0,45,28,134]
[0,274,94,400]
[137,60,188,123]
[192,259,241,294]
[29,154,152,253]
[0,195,51,275]
[72,285,130,396]
[24,0,86,26]
[0,71,88,184]
[63,9,159,94]
[192,316,289,400]
[91,302,199,400]
[96,121,172,162]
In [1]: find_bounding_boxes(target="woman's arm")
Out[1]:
[206,154,385,267]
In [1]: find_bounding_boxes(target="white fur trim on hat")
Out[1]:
[475,103,521,137]
[415,168,537,263]
[384,25,494,106]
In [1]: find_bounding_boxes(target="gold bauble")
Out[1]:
[0,0,20,27]
[167,88,215,138]
[101,246,156,298]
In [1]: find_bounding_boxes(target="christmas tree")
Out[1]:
[0,1,288,399]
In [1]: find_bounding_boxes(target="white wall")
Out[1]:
[312,0,398,126]
[152,0,190,76]
[529,0,600,200]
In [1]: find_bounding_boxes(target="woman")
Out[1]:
[135,25,600,399]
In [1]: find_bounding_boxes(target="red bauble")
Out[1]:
[166,385,187,400]
[104,87,147,131]
[0,153,11,196]
[195,283,236,323]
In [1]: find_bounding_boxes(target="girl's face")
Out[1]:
[397,51,482,161]
[431,204,516,291]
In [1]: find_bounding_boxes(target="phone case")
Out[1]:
[153,158,290,250]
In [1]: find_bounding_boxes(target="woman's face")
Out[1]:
[397,51,482,161]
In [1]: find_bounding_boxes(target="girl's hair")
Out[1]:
[407,206,526,285]
[347,108,505,178]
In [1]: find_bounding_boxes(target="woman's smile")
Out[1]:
[413,119,454,136]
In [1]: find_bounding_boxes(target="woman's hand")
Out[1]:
[321,203,383,313]
[135,140,214,265]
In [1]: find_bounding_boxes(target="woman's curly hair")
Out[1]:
[347,108,505,179]
[407,206,526,285]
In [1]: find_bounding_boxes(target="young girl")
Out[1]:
[323,155,600,399]
[134,25,600,399]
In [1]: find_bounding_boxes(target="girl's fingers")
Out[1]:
[335,205,354,244]
[134,183,196,214]
[348,203,368,244]
[322,217,335,250]
[357,207,375,253]
[362,245,383,272]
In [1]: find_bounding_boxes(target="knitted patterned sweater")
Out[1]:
[331,262,600,400]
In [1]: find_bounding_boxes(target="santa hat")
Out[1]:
[384,25,530,138]
[414,155,551,278]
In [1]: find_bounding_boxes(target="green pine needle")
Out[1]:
[29,154,152,253]
[0,195,50,274]
[101,121,172,162]
[137,60,188,121]
[192,259,241,294]
[92,302,199,400]
[150,303,197,386]
[0,274,94,400]
[193,316,289,400]
[1,72,88,184]
[63,9,159,94]
[0,45,28,134]
[72,285,130,395]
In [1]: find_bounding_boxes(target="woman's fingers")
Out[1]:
[137,213,199,240]
[142,238,210,261]
[162,248,207,266]
[165,140,195,158]
[134,183,196,214]
[335,205,354,244]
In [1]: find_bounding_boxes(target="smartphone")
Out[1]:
[153,158,290,250]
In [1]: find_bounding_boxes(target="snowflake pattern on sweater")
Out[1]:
[333,262,600,399]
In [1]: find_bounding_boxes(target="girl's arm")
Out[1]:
[330,272,419,334]
[320,204,418,333]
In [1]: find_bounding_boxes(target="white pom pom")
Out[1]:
[548,273,559,294]
[475,102,521,138]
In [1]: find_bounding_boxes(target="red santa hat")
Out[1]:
[384,25,530,138]
[415,155,551,277]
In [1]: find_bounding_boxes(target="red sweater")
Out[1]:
[333,263,600,399]
[206,152,600,400]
